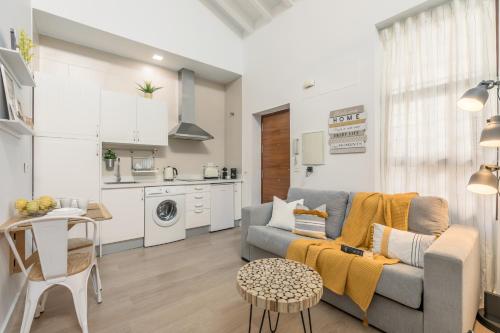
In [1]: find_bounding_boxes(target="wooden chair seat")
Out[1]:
[68,238,93,251]
[29,247,92,281]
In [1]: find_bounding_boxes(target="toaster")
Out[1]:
[203,163,219,179]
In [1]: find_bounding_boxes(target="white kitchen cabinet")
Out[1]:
[101,90,168,146]
[34,136,100,201]
[34,73,100,139]
[34,136,100,239]
[234,182,242,220]
[210,184,234,232]
[101,188,145,244]
[101,90,137,144]
[185,190,211,229]
[136,97,168,145]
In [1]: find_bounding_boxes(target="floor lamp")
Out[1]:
[460,0,500,331]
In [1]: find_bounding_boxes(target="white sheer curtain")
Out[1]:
[380,0,498,291]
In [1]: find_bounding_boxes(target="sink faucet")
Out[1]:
[116,157,121,182]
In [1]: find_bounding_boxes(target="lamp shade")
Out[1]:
[467,165,498,194]
[480,115,500,147]
[458,84,489,112]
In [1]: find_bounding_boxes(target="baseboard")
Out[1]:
[1,278,26,333]
[101,238,144,255]
[186,226,210,238]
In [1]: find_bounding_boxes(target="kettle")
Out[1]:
[163,166,178,181]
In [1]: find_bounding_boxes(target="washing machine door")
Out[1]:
[153,199,181,227]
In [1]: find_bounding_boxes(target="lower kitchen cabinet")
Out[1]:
[185,190,211,229]
[101,188,145,244]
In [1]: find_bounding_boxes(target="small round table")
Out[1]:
[236,258,323,333]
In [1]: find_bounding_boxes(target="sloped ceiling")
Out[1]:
[200,0,297,37]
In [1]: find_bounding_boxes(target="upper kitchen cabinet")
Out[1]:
[101,90,168,146]
[136,97,168,145]
[34,73,100,139]
[101,90,137,144]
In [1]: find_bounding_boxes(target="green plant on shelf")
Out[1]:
[104,149,117,160]
[18,30,34,64]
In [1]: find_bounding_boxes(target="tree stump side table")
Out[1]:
[236,258,323,333]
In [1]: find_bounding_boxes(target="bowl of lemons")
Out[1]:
[16,196,57,217]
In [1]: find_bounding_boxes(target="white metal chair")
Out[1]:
[4,216,102,333]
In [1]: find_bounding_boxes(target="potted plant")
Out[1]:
[104,149,117,169]
[137,81,162,99]
[18,30,34,65]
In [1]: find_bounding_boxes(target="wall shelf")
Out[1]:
[0,47,35,87]
[0,119,34,138]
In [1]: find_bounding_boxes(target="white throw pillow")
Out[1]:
[267,196,304,231]
[372,223,435,268]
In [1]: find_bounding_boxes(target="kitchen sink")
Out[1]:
[104,181,138,185]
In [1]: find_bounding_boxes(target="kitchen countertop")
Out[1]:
[101,178,243,190]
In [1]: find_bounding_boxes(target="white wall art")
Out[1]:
[328,105,366,154]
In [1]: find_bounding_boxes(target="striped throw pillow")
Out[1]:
[293,204,328,239]
[371,223,435,268]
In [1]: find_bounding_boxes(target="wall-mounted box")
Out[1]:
[302,131,324,165]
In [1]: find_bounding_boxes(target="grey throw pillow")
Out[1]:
[408,196,449,236]
[287,188,349,239]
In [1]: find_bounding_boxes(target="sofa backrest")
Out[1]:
[287,187,349,239]
[288,188,449,238]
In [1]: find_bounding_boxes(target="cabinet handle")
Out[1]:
[194,204,203,208]
[194,209,203,213]
[194,196,203,199]
[194,187,203,190]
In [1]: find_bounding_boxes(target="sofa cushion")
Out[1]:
[247,225,424,309]
[287,188,349,239]
[247,225,312,257]
[408,196,449,236]
[377,263,423,309]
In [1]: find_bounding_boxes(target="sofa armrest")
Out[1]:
[424,224,480,333]
[240,202,273,260]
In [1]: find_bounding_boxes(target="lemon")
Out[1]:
[15,199,28,210]
[26,201,39,215]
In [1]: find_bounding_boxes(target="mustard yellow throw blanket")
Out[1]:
[286,192,417,314]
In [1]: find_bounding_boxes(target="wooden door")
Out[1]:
[261,110,290,203]
[101,90,137,144]
[136,97,168,146]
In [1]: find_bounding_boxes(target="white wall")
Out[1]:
[31,0,243,74]
[36,36,227,179]
[224,78,242,173]
[241,0,429,206]
[0,0,33,330]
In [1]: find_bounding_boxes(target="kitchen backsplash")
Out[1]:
[101,146,229,181]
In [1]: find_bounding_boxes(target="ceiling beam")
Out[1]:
[214,0,254,34]
[281,0,294,8]
[248,0,273,21]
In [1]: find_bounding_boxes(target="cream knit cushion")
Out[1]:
[267,196,304,231]
[372,223,435,268]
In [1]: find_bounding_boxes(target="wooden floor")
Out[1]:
[6,228,492,333]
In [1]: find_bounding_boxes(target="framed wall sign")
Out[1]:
[328,105,366,154]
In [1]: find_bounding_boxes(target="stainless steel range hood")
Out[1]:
[168,69,214,141]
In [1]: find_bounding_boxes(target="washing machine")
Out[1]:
[144,186,186,247]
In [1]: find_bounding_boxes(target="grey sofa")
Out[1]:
[241,188,480,333]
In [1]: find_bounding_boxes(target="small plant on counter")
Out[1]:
[136,80,162,99]
[104,149,117,169]
[18,30,34,64]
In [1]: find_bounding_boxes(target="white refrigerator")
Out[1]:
[210,184,235,232]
